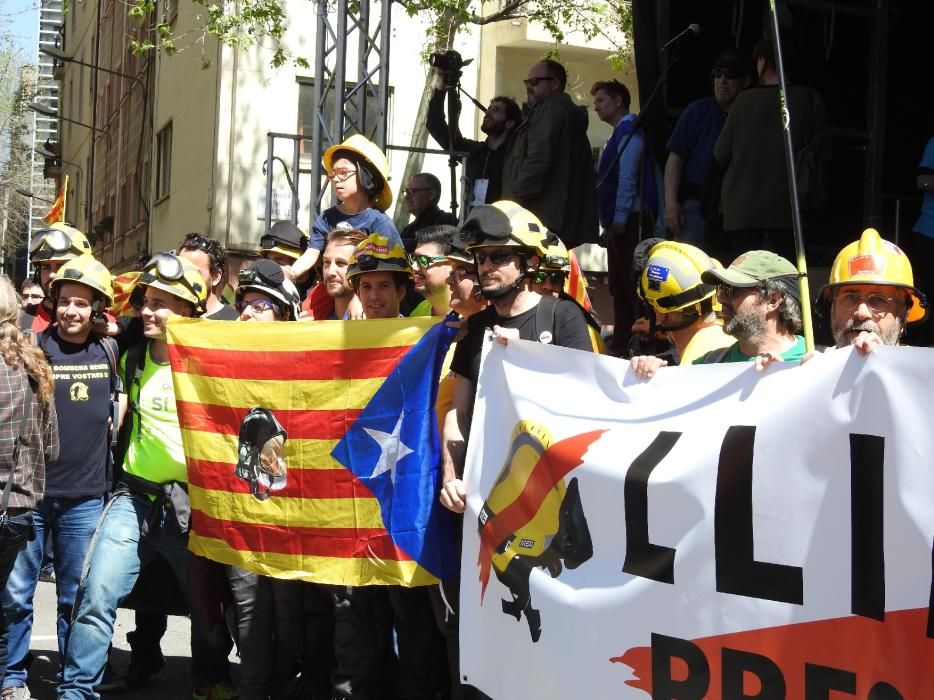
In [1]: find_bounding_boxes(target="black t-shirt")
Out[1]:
[43,330,114,498]
[450,295,594,384]
[205,304,239,320]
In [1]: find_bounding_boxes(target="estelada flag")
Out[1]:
[165,316,459,586]
[110,271,141,318]
[42,180,67,224]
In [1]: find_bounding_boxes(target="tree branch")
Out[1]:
[468,0,531,26]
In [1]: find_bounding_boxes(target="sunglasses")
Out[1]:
[237,298,278,315]
[474,250,517,266]
[532,271,566,287]
[410,254,448,270]
[524,76,556,87]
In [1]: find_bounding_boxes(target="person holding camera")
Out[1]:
[426,51,521,215]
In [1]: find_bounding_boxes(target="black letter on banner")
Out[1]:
[804,663,855,699]
[722,648,785,699]
[715,425,803,604]
[651,633,709,699]
[850,433,885,621]
[928,536,934,639]
[623,431,681,583]
[867,683,904,700]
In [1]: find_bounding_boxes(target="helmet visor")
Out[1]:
[29,229,73,254]
[139,253,202,304]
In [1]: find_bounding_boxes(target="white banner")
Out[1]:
[460,341,934,699]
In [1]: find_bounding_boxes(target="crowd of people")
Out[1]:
[1,35,932,700]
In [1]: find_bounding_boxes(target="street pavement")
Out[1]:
[19,580,238,699]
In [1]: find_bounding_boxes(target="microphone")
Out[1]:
[661,23,700,52]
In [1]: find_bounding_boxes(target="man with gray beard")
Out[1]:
[693,250,806,364]
[819,228,928,354]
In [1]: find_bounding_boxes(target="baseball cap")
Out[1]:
[711,49,754,78]
[702,250,800,301]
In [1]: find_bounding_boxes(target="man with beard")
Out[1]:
[693,250,806,364]
[318,229,366,320]
[440,201,593,513]
[818,228,927,354]
[501,60,599,249]
[427,86,521,214]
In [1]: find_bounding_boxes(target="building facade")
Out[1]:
[47,0,630,275]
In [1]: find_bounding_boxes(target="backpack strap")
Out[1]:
[534,295,559,345]
[98,336,122,395]
[112,340,149,479]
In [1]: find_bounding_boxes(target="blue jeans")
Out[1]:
[58,492,226,699]
[675,198,707,247]
[1,496,104,689]
[0,511,34,686]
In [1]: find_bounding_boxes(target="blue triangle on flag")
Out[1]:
[331,320,458,581]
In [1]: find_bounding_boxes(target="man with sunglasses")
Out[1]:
[818,228,927,353]
[19,223,93,336]
[409,226,455,317]
[401,174,457,254]
[692,250,806,365]
[501,60,598,249]
[60,254,234,700]
[441,202,593,513]
[664,50,753,248]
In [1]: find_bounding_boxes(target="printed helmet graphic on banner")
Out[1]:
[477,420,594,643]
[235,407,288,501]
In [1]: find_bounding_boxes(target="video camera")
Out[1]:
[429,49,472,89]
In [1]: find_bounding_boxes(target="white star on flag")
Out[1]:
[364,412,414,485]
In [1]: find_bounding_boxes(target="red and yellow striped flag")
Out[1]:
[165,316,458,586]
[41,175,68,224]
[110,271,141,318]
[565,250,593,313]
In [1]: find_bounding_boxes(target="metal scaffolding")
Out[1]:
[311,0,391,210]
[264,0,392,234]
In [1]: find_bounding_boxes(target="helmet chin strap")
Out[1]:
[654,309,699,333]
[479,253,530,301]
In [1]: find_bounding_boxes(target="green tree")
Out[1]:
[0,35,37,273]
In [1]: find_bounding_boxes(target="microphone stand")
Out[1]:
[439,72,488,218]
